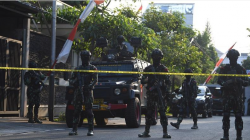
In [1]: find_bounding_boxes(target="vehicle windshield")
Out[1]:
[95,64,134,76]
[197,87,205,96]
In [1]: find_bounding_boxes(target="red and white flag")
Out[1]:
[138,4,142,11]
[56,0,104,64]
[203,42,236,85]
[41,0,104,89]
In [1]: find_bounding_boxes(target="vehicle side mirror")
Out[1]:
[207,92,211,96]
[64,72,69,81]
[206,88,209,93]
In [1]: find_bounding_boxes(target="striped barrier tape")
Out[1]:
[0,67,249,77]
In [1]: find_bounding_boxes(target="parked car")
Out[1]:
[170,89,182,117]
[196,86,213,118]
[171,86,213,118]
[209,85,246,116]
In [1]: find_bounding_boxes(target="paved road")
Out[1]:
[1,115,250,140]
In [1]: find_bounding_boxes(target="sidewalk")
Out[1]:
[0,117,68,136]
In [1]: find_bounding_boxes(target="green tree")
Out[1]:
[73,4,160,59]
[195,21,219,84]
[142,3,203,73]
[242,56,250,70]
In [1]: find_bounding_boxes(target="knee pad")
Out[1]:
[222,113,230,130]
[235,120,243,130]
[235,113,243,130]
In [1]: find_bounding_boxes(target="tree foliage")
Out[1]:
[142,3,202,73]
[31,1,218,85]
[242,56,250,70]
[74,3,160,60]
[195,21,219,84]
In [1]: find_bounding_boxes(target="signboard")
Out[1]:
[155,4,194,14]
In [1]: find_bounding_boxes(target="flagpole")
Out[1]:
[202,42,236,85]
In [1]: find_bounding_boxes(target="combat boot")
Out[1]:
[236,130,242,140]
[138,125,151,137]
[34,116,42,123]
[170,122,180,129]
[69,124,78,136]
[191,121,198,129]
[28,117,35,123]
[220,129,229,140]
[162,125,171,138]
[87,124,94,136]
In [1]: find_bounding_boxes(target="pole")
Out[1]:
[20,18,30,117]
[49,0,56,121]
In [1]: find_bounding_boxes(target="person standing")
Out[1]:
[170,68,198,129]
[217,49,248,140]
[24,61,45,123]
[69,50,98,136]
[138,48,171,138]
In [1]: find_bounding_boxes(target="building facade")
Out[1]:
[152,3,195,27]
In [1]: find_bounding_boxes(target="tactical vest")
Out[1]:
[145,64,169,89]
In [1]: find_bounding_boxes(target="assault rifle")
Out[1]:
[30,71,44,91]
[149,66,165,110]
[77,70,85,102]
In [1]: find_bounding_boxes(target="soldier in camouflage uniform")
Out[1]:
[69,50,98,136]
[170,68,198,129]
[217,49,248,140]
[24,61,45,123]
[138,48,171,139]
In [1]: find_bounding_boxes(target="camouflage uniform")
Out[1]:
[144,65,171,127]
[217,49,248,140]
[69,50,98,136]
[170,68,198,129]
[138,48,171,138]
[24,62,45,123]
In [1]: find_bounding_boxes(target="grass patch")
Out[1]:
[54,112,66,122]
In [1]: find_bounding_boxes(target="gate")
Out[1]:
[0,36,22,116]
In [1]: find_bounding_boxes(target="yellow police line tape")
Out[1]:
[0,67,249,77]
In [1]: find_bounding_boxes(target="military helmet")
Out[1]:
[28,61,37,68]
[226,49,239,58]
[184,68,193,73]
[80,50,91,59]
[117,35,125,42]
[151,48,163,59]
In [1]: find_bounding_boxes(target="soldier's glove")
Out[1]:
[34,80,42,89]
[243,81,249,87]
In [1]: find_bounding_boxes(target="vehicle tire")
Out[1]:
[208,112,212,117]
[202,112,207,118]
[95,117,108,126]
[208,106,213,117]
[212,112,216,116]
[66,105,74,128]
[151,106,158,125]
[125,97,141,128]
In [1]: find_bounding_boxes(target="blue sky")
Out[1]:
[108,0,250,54]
